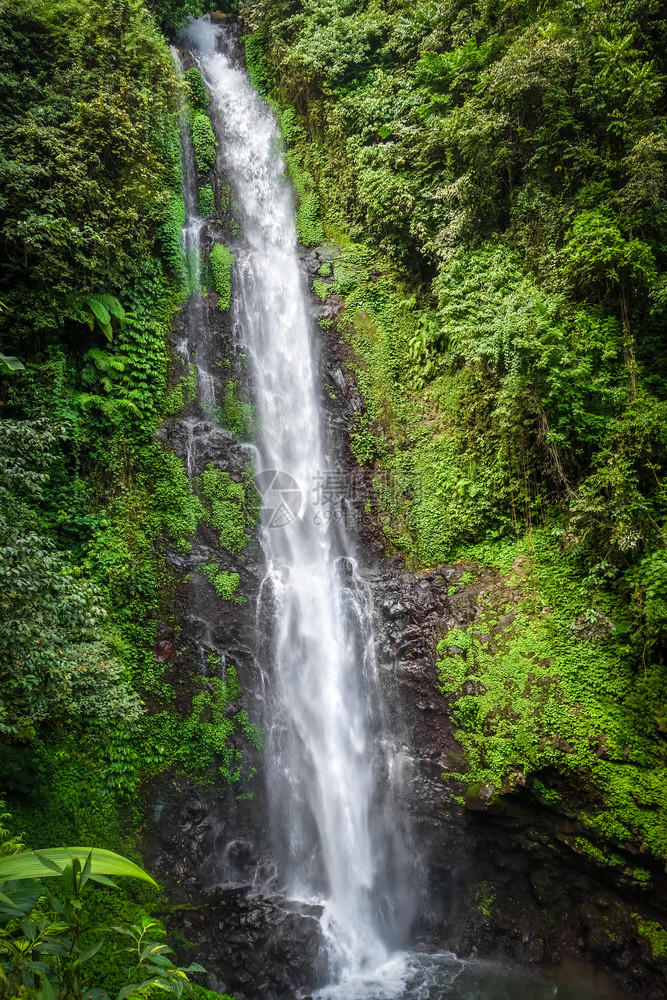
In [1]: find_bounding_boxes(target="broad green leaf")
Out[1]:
[38,972,56,1000]
[117,979,169,1000]
[98,294,125,321]
[20,918,37,940]
[86,298,111,327]
[0,849,157,887]
[77,938,105,965]
[89,874,118,888]
[34,852,65,875]
[0,354,25,374]
[0,882,42,919]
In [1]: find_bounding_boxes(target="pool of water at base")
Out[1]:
[312,950,631,1000]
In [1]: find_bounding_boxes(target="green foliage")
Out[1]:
[240,24,667,884]
[243,30,272,96]
[234,709,264,752]
[243,0,667,587]
[197,184,215,217]
[0,420,143,736]
[564,209,656,295]
[437,532,667,863]
[184,67,210,111]
[219,184,231,214]
[0,4,260,989]
[0,834,203,1000]
[181,364,199,407]
[0,846,157,886]
[192,669,241,725]
[0,0,182,348]
[161,190,187,287]
[165,363,199,415]
[190,111,217,176]
[147,0,211,33]
[636,917,667,959]
[196,462,257,554]
[349,411,382,467]
[209,243,234,309]
[199,563,245,603]
[220,380,254,437]
[284,151,324,247]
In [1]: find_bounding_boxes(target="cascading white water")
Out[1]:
[179,17,411,985]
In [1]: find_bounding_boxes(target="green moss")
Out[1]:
[629,867,651,888]
[192,662,243,719]
[159,189,186,286]
[573,838,623,868]
[164,382,184,415]
[296,192,324,247]
[349,411,382,466]
[221,380,254,437]
[243,30,272,96]
[635,917,667,959]
[210,242,234,310]
[164,364,198,416]
[436,532,667,863]
[184,67,210,110]
[312,279,331,301]
[532,778,561,803]
[190,111,217,176]
[182,362,198,405]
[476,881,496,917]
[280,106,306,146]
[219,184,231,213]
[199,562,245,603]
[190,987,235,1000]
[196,462,257,554]
[285,149,324,247]
[198,184,215,216]
[234,709,265,752]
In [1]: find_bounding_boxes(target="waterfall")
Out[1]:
[169,19,637,1000]
[178,17,413,986]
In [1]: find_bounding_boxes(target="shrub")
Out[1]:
[199,562,245,603]
[210,243,234,309]
[190,111,216,175]
[184,66,210,110]
[198,184,215,216]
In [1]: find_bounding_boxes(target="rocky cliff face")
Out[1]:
[142,243,664,1000]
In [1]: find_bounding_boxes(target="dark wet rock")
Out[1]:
[319,293,344,319]
[155,638,174,663]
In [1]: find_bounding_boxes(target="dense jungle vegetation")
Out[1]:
[0,0,251,995]
[240,0,667,898]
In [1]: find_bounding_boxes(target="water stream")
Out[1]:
[172,18,633,1000]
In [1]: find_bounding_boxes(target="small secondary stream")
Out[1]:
[172,17,634,1000]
